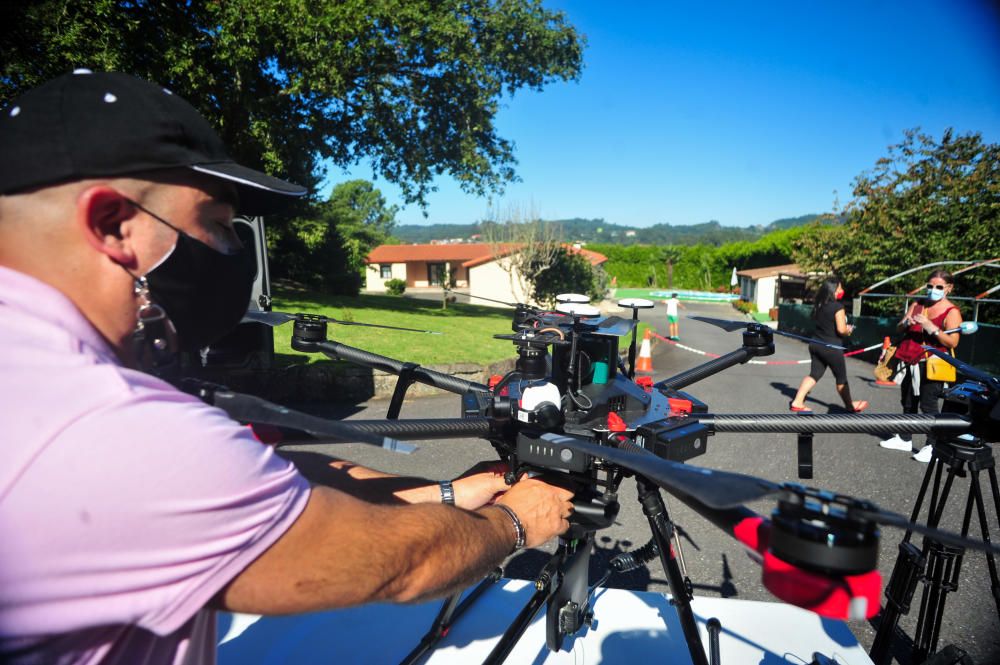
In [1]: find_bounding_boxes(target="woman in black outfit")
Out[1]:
[789,277,868,413]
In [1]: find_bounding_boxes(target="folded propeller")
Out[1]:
[688,315,845,350]
[243,310,441,334]
[538,432,1000,556]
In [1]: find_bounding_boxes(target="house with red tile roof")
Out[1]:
[365,243,607,306]
[735,263,807,313]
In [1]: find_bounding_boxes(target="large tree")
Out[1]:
[794,129,1000,298]
[0,0,584,206]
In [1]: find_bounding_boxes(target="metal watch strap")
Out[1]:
[493,504,526,552]
[438,480,455,506]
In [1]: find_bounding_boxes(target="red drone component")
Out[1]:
[732,515,882,621]
[607,411,628,432]
[667,397,693,415]
[248,423,283,445]
[634,376,654,392]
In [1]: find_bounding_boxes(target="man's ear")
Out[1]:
[75,186,139,268]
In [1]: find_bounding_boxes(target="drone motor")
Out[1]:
[769,487,881,576]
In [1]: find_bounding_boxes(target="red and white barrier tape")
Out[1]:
[650,331,883,365]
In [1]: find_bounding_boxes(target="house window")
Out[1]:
[380,264,392,279]
[428,262,447,286]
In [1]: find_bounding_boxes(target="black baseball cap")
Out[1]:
[0,69,306,214]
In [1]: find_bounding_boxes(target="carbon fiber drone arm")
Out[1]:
[309,338,489,396]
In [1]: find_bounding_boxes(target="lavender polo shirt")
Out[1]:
[0,266,311,664]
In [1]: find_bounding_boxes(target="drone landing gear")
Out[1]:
[404,483,714,665]
[399,569,503,665]
[870,437,1000,665]
[635,474,710,665]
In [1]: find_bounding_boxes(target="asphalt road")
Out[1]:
[279,300,1000,664]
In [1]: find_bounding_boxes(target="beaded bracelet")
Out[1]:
[493,504,526,552]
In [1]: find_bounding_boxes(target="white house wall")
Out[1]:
[755,275,778,312]
[467,258,532,307]
[365,262,407,292]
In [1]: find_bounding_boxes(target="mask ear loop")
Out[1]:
[131,275,179,377]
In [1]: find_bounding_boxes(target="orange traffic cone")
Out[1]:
[875,336,896,386]
[635,329,654,373]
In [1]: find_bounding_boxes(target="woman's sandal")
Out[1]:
[850,400,869,413]
[789,402,812,413]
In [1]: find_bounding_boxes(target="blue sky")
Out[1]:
[328,0,1000,229]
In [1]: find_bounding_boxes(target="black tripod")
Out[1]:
[870,435,1000,664]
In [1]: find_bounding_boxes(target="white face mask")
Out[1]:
[927,287,946,302]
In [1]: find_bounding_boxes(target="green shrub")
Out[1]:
[385,278,406,295]
[732,299,757,314]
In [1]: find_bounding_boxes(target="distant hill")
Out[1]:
[391,214,829,246]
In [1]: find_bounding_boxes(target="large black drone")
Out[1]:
[183,296,999,665]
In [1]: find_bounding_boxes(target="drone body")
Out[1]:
[200,296,1000,664]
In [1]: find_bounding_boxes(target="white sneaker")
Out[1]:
[879,435,913,452]
[913,445,934,463]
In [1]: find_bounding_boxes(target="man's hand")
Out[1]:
[452,461,510,510]
[495,475,575,549]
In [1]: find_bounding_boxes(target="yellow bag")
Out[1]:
[925,349,957,382]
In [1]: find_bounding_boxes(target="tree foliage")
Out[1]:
[266,179,395,293]
[529,247,604,306]
[792,129,1000,306]
[482,203,562,302]
[0,0,584,207]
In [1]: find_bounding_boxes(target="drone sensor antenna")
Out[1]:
[618,298,654,379]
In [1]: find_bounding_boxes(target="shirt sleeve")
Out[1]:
[2,387,311,637]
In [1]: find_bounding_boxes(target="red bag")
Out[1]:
[893,338,925,365]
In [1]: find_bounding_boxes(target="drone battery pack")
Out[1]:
[635,418,709,462]
[516,432,591,473]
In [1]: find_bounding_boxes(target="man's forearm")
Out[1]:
[392,504,516,603]
[321,459,439,504]
[217,488,516,614]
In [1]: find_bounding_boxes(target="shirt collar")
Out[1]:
[0,265,120,363]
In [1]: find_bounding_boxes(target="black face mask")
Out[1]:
[131,201,254,352]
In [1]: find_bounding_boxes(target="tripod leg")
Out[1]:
[912,539,963,663]
[869,541,926,664]
[970,467,1000,619]
[870,455,941,664]
[635,476,709,665]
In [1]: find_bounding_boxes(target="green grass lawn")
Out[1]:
[272,286,517,366]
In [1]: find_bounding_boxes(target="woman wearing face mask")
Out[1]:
[790,277,868,413]
[879,270,963,462]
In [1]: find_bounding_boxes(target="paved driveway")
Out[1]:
[280,300,999,664]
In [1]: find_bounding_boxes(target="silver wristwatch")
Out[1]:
[438,480,456,506]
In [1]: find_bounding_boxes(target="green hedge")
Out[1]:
[593,226,809,291]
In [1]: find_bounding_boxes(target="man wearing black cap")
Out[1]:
[0,71,574,664]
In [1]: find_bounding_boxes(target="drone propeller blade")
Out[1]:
[923,346,1000,387]
[241,310,440,334]
[539,433,783,509]
[855,506,1000,556]
[210,390,416,454]
[324,319,442,334]
[772,329,844,350]
[688,315,843,350]
[242,310,297,327]
[688,315,748,332]
[459,292,521,308]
